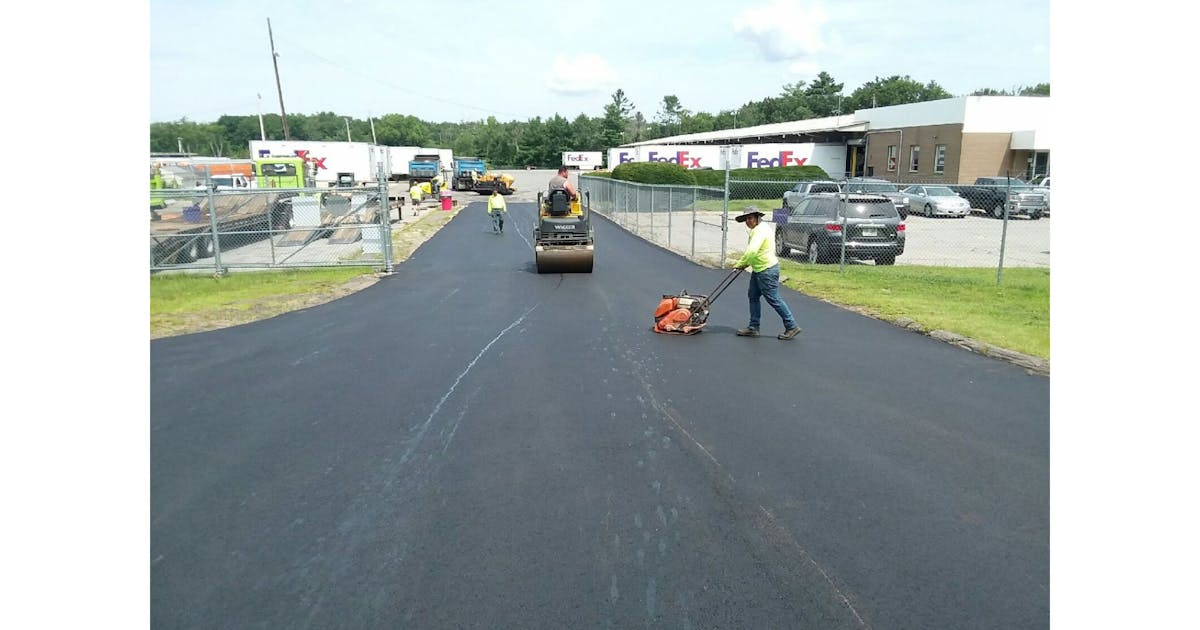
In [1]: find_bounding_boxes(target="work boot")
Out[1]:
[736,327,760,337]
[778,326,802,340]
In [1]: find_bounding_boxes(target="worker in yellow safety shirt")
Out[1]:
[730,207,801,340]
[432,173,444,192]
[487,190,507,234]
[409,181,423,207]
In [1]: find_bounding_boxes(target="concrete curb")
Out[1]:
[893,317,1048,376]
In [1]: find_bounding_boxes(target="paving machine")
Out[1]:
[535,189,594,273]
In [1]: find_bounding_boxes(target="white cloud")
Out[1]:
[733,0,829,62]
[544,54,618,96]
[788,60,819,76]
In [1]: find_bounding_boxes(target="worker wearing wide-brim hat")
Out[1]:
[731,207,801,340]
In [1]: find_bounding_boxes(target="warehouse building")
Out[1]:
[619,96,1050,183]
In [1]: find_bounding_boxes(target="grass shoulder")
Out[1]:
[775,262,1049,360]
[150,206,461,339]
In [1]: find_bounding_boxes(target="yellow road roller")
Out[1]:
[534,189,594,273]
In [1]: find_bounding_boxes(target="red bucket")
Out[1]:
[441,195,452,210]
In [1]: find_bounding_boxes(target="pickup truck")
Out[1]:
[1029,175,1051,215]
[949,177,1047,219]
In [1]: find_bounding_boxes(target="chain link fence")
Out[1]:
[150,165,396,273]
[579,177,728,267]
[581,172,1049,282]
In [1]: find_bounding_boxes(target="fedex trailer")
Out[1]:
[606,146,723,170]
[562,151,604,170]
[250,141,392,185]
[607,143,846,176]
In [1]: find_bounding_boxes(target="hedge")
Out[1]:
[610,162,696,185]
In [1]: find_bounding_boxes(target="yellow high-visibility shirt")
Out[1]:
[488,195,507,212]
[731,222,779,273]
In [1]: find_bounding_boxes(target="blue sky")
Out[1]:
[150,0,1049,124]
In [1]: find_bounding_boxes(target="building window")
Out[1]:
[887,145,897,172]
[934,144,946,174]
[909,146,920,172]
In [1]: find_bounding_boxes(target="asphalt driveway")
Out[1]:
[151,200,1049,629]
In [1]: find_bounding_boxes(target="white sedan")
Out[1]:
[901,185,971,218]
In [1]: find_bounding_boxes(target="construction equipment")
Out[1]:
[473,171,515,195]
[408,153,442,183]
[452,157,487,191]
[534,189,594,274]
[652,268,743,335]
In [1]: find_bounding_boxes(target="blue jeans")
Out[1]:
[748,264,797,330]
[491,210,504,232]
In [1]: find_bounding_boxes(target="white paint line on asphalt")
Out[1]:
[401,303,540,465]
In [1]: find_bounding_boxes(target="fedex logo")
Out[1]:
[647,151,702,168]
[293,150,327,170]
[746,151,807,168]
[618,151,635,164]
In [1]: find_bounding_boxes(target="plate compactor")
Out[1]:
[653,268,744,335]
[535,189,594,273]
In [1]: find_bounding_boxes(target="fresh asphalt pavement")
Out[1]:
[151,200,1049,629]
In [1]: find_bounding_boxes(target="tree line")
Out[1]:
[150,73,1049,168]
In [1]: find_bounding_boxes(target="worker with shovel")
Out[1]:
[731,208,802,340]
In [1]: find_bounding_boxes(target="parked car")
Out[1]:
[1029,175,1051,215]
[843,177,910,218]
[775,193,905,265]
[948,177,1046,219]
[900,184,970,218]
[781,180,843,210]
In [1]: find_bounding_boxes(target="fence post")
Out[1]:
[380,163,393,272]
[650,186,655,241]
[691,187,697,260]
[205,164,225,275]
[997,174,1010,285]
[722,161,730,267]
[635,184,641,235]
[839,188,847,272]
[668,186,673,251]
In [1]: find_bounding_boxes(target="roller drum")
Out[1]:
[535,246,594,274]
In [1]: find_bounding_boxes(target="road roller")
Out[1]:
[534,189,594,273]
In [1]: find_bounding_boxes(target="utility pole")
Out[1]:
[345,118,352,142]
[267,18,291,140]
[368,111,377,144]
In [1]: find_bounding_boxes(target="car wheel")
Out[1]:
[271,201,293,230]
[992,203,1006,219]
[876,254,896,265]
[924,203,934,218]
[775,230,788,257]
[197,235,214,259]
[806,239,824,264]
[177,237,198,264]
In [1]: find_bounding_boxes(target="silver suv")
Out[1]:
[776,193,906,265]
[782,180,843,210]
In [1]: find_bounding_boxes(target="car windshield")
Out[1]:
[926,186,956,196]
[842,200,898,218]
